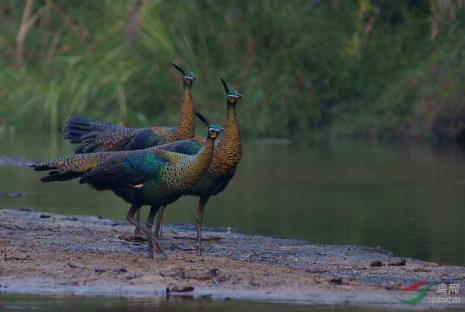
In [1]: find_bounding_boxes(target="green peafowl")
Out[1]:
[31,125,223,258]
[153,79,243,255]
[64,63,198,153]
[64,62,197,233]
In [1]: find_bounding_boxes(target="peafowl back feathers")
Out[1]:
[64,63,197,154]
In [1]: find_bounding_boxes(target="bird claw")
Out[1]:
[153,252,167,260]
[147,244,166,260]
[134,227,144,237]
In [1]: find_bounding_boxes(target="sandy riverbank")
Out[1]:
[0,208,464,308]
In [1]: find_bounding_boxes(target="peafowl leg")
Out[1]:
[147,205,163,254]
[127,204,160,258]
[196,196,209,256]
[134,210,143,236]
[154,206,166,238]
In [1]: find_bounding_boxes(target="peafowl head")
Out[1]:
[207,124,224,139]
[171,62,197,87]
[221,79,243,104]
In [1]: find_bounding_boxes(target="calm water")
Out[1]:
[1,134,465,268]
[1,294,441,312]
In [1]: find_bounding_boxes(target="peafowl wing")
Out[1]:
[65,115,162,153]
[79,150,169,190]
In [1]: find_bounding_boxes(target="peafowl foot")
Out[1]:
[152,251,167,260]
[148,239,166,260]
[134,222,152,238]
[145,224,166,259]
[134,227,144,237]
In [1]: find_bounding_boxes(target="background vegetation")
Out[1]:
[1,0,465,144]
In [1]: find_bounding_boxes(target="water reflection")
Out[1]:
[1,134,465,265]
[0,294,427,312]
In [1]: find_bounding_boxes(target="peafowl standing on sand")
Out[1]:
[153,79,243,255]
[64,63,198,153]
[64,62,197,232]
[31,125,223,258]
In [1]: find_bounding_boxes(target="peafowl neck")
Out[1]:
[215,103,242,168]
[174,86,195,140]
[163,136,215,191]
[193,136,216,175]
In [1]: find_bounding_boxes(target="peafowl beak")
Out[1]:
[227,91,243,104]
[184,73,197,86]
[207,125,224,138]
